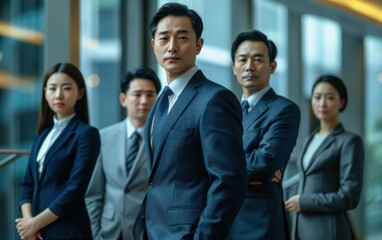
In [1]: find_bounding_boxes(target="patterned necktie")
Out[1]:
[126,131,141,175]
[152,86,173,152]
[242,100,249,117]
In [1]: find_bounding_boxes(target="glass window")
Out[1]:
[80,0,121,128]
[0,1,43,238]
[364,35,382,239]
[302,15,341,98]
[254,0,288,97]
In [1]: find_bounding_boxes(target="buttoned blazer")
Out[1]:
[294,124,364,240]
[86,120,148,240]
[134,70,247,240]
[19,116,100,239]
[228,88,300,240]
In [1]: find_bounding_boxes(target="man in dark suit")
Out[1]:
[227,29,300,240]
[134,2,247,240]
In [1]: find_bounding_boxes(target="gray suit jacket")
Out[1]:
[295,124,364,240]
[86,120,148,240]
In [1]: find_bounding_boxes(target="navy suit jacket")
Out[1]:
[20,116,100,239]
[228,88,300,240]
[134,70,247,240]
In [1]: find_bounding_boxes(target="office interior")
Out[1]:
[0,0,381,239]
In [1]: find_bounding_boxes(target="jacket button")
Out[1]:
[149,182,153,187]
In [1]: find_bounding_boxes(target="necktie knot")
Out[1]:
[161,86,173,99]
[130,131,141,142]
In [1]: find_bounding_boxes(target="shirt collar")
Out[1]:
[53,114,75,131]
[242,86,271,109]
[126,118,144,139]
[167,66,199,97]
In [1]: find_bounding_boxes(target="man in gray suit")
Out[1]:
[85,67,161,240]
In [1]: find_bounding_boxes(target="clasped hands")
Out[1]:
[15,217,43,240]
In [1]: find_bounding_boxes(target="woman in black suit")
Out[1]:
[16,63,100,239]
[285,75,364,240]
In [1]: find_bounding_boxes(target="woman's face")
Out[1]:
[45,73,83,119]
[311,82,345,122]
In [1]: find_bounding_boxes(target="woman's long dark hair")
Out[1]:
[37,63,89,133]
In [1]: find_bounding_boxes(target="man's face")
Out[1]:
[151,16,203,83]
[232,40,276,97]
[120,79,158,126]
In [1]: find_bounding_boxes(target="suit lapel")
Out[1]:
[151,71,202,170]
[33,129,50,183]
[304,135,334,172]
[145,105,155,172]
[40,117,80,179]
[303,124,345,173]
[116,121,128,177]
[243,89,276,130]
[298,133,314,172]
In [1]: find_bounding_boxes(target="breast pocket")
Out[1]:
[168,128,194,139]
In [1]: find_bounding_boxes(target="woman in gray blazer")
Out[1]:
[285,75,364,240]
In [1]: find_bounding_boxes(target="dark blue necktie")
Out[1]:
[242,100,249,117]
[152,86,173,152]
[126,131,141,175]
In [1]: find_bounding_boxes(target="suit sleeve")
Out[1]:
[246,102,300,181]
[194,89,248,239]
[48,126,101,217]
[300,135,364,213]
[85,153,105,238]
[19,136,39,207]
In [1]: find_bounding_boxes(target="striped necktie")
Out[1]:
[126,131,141,175]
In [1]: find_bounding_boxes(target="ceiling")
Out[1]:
[272,0,382,37]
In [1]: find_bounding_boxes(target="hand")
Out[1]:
[248,180,263,186]
[23,234,43,240]
[285,195,301,213]
[249,169,283,186]
[270,170,282,183]
[15,217,41,240]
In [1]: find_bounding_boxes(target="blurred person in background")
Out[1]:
[86,67,161,240]
[285,75,364,240]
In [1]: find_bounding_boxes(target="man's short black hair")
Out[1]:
[149,2,203,41]
[231,29,277,64]
[121,67,161,94]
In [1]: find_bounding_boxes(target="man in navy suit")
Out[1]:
[227,30,300,240]
[134,2,247,240]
